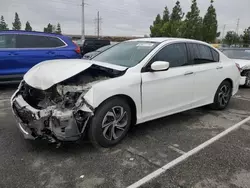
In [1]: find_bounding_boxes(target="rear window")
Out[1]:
[16,34,65,48]
[0,34,16,48]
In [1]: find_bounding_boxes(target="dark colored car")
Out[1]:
[81,38,110,55]
[0,30,81,82]
[83,44,115,59]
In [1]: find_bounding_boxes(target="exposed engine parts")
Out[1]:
[12,65,122,143]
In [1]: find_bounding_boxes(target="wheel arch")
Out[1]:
[95,94,137,125]
[223,78,233,91]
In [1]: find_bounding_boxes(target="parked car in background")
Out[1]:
[83,44,115,59]
[11,38,240,147]
[0,30,81,83]
[81,38,110,55]
[221,48,250,87]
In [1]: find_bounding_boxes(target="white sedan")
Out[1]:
[221,48,250,87]
[11,38,240,147]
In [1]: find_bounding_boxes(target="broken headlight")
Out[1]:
[62,92,82,109]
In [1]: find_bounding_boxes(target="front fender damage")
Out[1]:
[12,64,125,144]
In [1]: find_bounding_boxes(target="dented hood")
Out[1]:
[24,59,127,90]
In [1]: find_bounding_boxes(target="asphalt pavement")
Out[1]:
[0,85,249,188]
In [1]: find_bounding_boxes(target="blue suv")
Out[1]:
[0,30,81,82]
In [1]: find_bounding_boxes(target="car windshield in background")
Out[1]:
[92,41,159,67]
[223,49,250,60]
[96,44,112,52]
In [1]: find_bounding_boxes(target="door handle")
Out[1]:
[184,71,194,76]
[216,66,223,69]
[47,51,55,54]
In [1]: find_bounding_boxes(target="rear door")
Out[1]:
[187,43,223,106]
[15,34,66,74]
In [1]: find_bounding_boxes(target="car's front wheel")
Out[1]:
[244,70,250,88]
[210,80,232,110]
[88,97,132,148]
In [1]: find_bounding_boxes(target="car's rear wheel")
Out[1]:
[88,97,131,148]
[210,80,232,110]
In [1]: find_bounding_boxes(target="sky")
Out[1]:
[1,0,250,37]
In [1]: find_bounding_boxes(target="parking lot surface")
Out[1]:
[0,86,249,188]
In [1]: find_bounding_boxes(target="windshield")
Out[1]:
[223,49,250,60]
[92,41,159,67]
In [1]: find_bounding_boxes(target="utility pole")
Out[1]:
[97,11,100,38]
[221,24,226,41]
[95,11,102,38]
[81,0,85,41]
[235,18,240,35]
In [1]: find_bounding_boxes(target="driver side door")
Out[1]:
[141,42,195,121]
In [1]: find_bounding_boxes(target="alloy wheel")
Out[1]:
[218,85,230,107]
[102,106,128,141]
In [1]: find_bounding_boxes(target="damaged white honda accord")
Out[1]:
[11,38,240,147]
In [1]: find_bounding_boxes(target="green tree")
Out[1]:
[25,21,32,31]
[0,16,9,30]
[12,12,21,30]
[44,23,53,33]
[202,0,218,42]
[55,23,62,34]
[183,0,203,40]
[242,27,250,47]
[150,14,163,37]
[224,31,239,46]
[170,1,184,22]
[162,6,170,22]
[161,1,184,37]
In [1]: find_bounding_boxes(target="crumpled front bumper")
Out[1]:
[11,93,91,142]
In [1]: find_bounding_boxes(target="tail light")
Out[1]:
[235,63,241,72]
[73,41,81,54]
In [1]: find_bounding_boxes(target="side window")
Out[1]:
[16,35,41,48]
[44,37,65,47]
[154,43,188,68]
[0,34,16,48]
[211,49,220,62]
[198,44,213,61]
[188,43,215,64]
[16,35,65,48]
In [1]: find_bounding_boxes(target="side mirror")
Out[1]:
[150,61,170,72]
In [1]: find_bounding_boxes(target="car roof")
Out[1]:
[128,37,209,44]
[0,30,63,37]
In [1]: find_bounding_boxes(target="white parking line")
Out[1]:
[168,145,186,155]
[127,116,250,188]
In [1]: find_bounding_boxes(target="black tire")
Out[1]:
[244,71,250,88]
[88,97,132,148]
[210,80,232,110]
